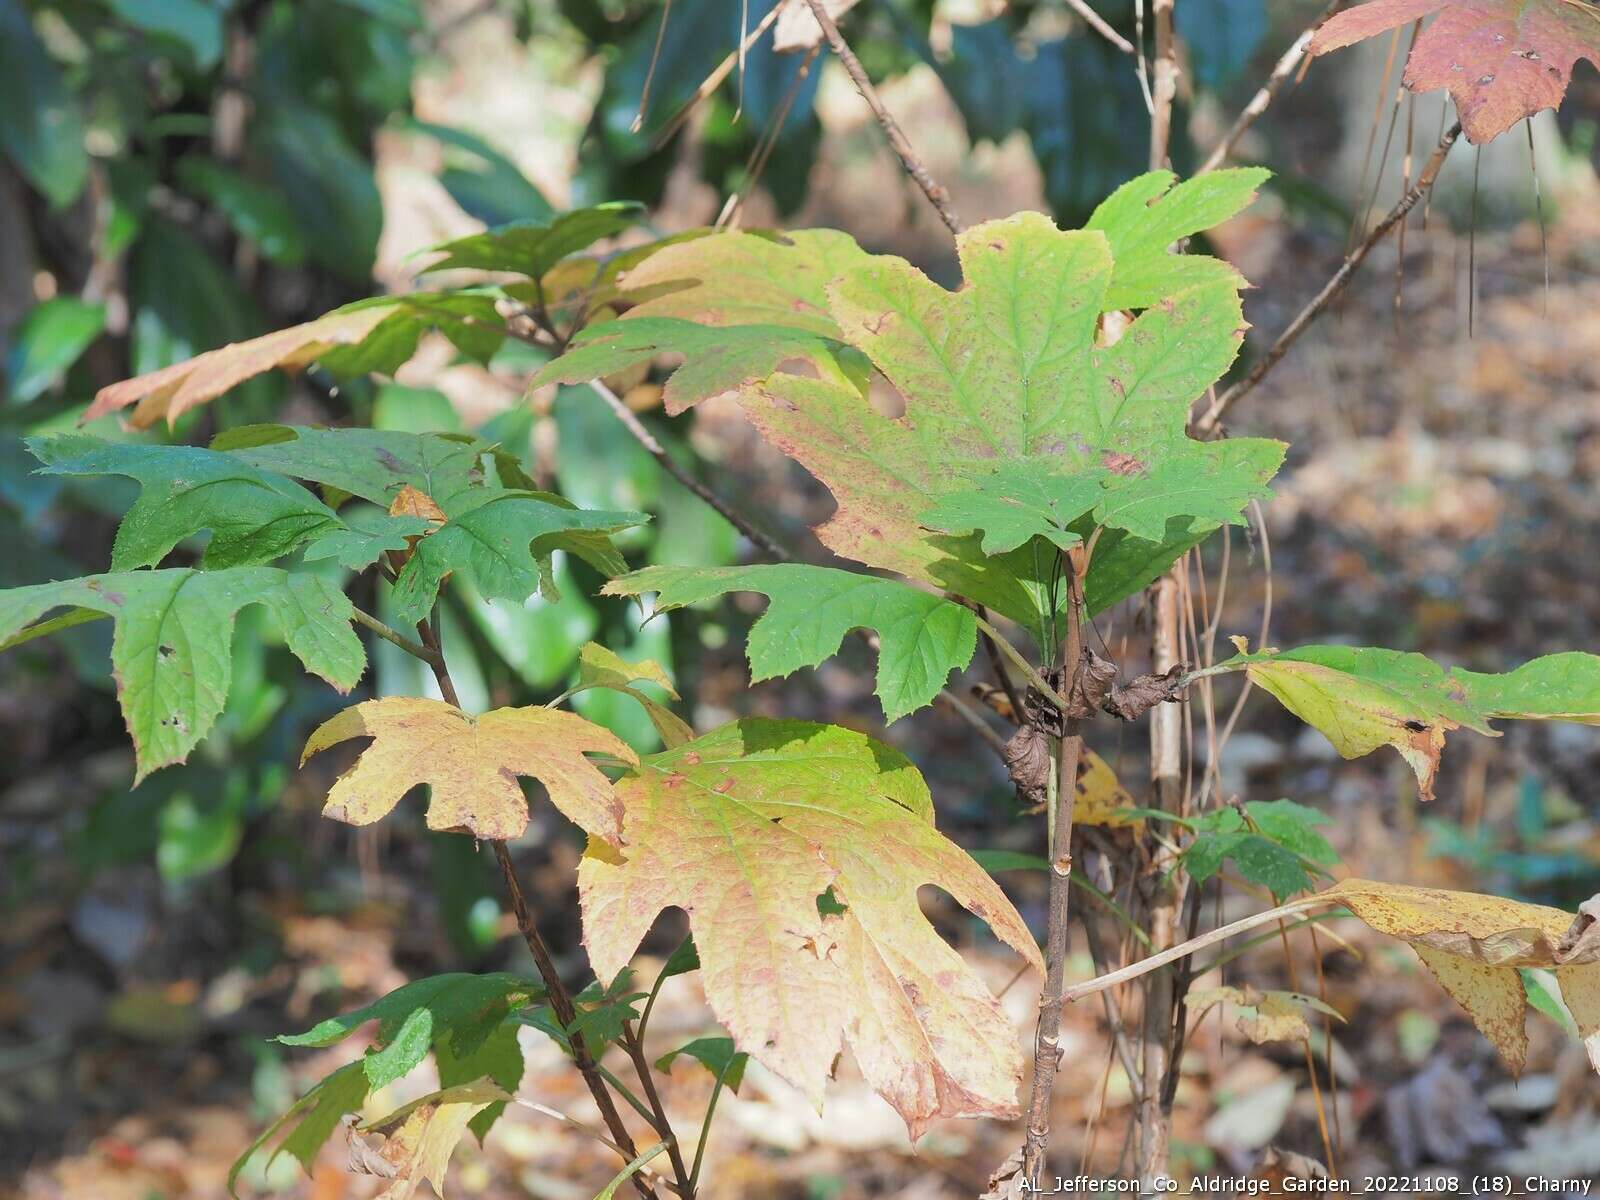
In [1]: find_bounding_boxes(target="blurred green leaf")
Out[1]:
[0,0,88,207]
[656,1035,748,1091]
[7,298,106,405]
[410,119,556,227]
[105,0,225,68]
[177,160,305,264]
[1177,0,1267,89]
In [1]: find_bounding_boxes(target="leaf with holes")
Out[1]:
[1230,646,1600,799]
[1309,0,1600,143]
[301,697,636,842]
[1324,879,1600,1075]
[0,568,362,779]
[85,293,504,428]
[538,180,1282,636]
[580,719,1042,1137]
[603,564,977,722]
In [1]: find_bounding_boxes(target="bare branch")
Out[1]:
[587,379,791,562]
[1195,120,1461,436]
[801,0,963,235]
[1198,0,1348,176]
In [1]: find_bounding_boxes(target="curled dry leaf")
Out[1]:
[1310,0,1600,144]
[1102,663,1188,721]
[302,697,636,842]
[1187,985,1341,1045]
[979,1146,1027,1200]
[1328,879,1600,1076]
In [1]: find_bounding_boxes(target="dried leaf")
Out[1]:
[1310,0,1600,143]
[1102,663,1188,721]
[572,642,694,749]
[302,697,636,842]
[85,295,504,428]
[579,719,1042,1137]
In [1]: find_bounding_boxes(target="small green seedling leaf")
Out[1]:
[655,1036,748,1092]
[421,202,645,279]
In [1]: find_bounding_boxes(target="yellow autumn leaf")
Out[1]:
[302,697,636,843]
[1326,878,1600,1075]
[1074,749,1142,829]
[355,1080,508,1200]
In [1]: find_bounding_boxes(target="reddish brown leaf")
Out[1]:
[1311,0,1600,143]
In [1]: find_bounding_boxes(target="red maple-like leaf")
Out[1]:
[1311,0,1600,144]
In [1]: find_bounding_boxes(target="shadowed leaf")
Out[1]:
[302,697,636,842]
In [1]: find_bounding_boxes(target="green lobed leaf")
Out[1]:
[539,183,1282,639]
[421,202,645,279]
[228,1061,368,1196]
[1185,829,1313,897]
[278,972,543,1087]
[1085,167,1270,310]
[655,1035,748,1092]
[0,568,364,779]
[211,425,645,616]
[389,488,647,627]
[1233,645,1600,800]
[604,564,977,722]
[29,435,348,571]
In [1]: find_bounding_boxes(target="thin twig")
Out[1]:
[621,1024,694,1193]
[1065,0,1136,54]
[1148,0,1178,170]
[1198,0,1348,174]
[1196,120,1461,436]
[1063,896,1328,1004]
[398,617,664,1199]
[801,0,963,235]
[494,841,662,1199]
[350,606,440,665]
[588,379,791,561]
[938,688,1009,756]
